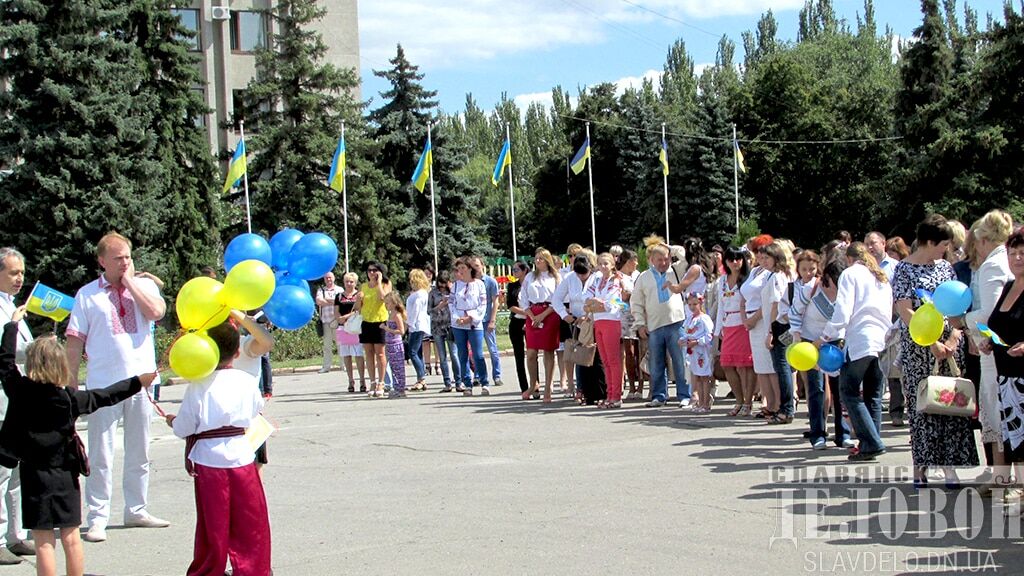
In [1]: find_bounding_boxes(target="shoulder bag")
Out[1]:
[564,321,596,367]
[916,357,977,417]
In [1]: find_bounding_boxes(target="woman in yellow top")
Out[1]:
[355,261,392,394]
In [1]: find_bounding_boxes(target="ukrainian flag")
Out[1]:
[491,139,511,186]
[411,138,432,193]
[570,138,590,175]
[222,139,248,192]
[659,138,669,176]
[734,140,747,174]
[26,282,74,322]
[328,135,346,192]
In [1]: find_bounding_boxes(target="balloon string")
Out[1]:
[146,388,167,418]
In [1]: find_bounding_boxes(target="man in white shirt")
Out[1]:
[0,248,34,563]
[631,244,690,407]
[65,233,170,543]
[865,231,904,426]
[316,272,340,373]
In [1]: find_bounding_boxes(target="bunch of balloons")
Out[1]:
[908,281,972,346]
[785,341,846,373]
[170,229,338,380]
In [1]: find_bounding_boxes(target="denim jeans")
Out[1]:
[648,321,690,403]
[771,339,794,416]
[434,333,460,387]
[407,330,426,380]
[453,328,488,388]
[483,326,502,380]
[804,347,850,446]
[839,354,886,454]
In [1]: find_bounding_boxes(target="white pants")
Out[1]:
[85,391,152,528]
[0,465,24,546]
[322,319,340,370]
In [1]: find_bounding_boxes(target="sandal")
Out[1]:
[767,412,790,425]
[602,400,622,409]
[348,384,356,393]
[738,404,752,417]
[728,404,743,417]
[360,384,368,393]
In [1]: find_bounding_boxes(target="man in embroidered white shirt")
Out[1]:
[65,233,170,543]
[0,248,35,563]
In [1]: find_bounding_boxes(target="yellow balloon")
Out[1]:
[169,332,220,380]
[786,342,819,372]
[220,260,276,311]
[176,276,229,330]
[910,302,944,346]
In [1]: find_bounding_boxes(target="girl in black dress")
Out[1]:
[0,306,154,576]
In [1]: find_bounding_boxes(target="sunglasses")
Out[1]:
[367,268,379,273]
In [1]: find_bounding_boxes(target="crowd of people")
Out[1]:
[0,208,1023,575]
[315,210,1024,507]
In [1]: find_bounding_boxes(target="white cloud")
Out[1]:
[360,0,807,71]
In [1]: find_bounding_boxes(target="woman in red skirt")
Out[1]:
[521,248,562,400]
[714,246,757,416]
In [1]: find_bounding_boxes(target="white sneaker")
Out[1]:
[678,399,691,409]
[645,399,665,408]
[124,512,170,528]
[842,439,857,449]
[812,438,827,450]
[481,387,491,396]
[82,526,107,542]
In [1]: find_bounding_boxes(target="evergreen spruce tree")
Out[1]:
[238,0,394,273]
[0,0,162,289]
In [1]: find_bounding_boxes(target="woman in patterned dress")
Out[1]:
[893,214,979,488]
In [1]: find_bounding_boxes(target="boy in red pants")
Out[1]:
[166,320,271,576]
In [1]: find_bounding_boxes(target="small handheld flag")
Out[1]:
[411,138,432,193]
[977,323,1008,346]
[328,136,346,192]
[612,296,630,311]
[659,138,669,176]
[734,140,747,174]
[915,288,933,303]
[491,139,511,186]
[25,282,74,322]
[570,138,590,175]
[222,139,248,192]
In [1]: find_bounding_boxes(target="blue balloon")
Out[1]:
[224,233,272,272]
[287,232,339,281]
[263,284,315,330]
[269,228,304,271]
[817,343,845,373]
[932,280,972,317]
[274,270,310,294]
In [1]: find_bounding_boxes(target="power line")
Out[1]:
[618,0,722,39]
[555,112,903,145]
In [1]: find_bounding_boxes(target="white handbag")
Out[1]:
[343,312,363,335]
[917,357,977,417]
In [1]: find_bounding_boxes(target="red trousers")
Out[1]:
[595,319,623,402]
[188,463,271,576]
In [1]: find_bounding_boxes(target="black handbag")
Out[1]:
[65,392,89,476]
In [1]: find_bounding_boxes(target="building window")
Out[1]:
[230,11,267,52]
[191,87,207,127]
[170,8,201,51]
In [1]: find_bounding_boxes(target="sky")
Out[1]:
[356,0,1007,115]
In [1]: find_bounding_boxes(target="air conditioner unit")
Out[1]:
[211,6,230,21]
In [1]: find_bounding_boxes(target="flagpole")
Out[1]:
[662,123,670,241]
[239,120,252,233]
[505,124,518,262]
[427,122,439,275]
[585,122,596,250]
[340,121,350,273]
[732,123,741,235]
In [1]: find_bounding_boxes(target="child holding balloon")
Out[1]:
[682,293,715,413]
[382,292,408,399]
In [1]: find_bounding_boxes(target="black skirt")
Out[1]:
[20,464,81,530]
[359,320,385,344]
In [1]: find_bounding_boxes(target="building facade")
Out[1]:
[171,0,360,153]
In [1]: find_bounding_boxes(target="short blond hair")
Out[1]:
[408,269,430,291]
[972,210,1014,245]
[25,336,72,387]
[342,272,358,283]
[97,232,131,257]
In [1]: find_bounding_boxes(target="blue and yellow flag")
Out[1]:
[26,282,74,322]
[570,138,590,175]
[222,139,248,192]
[659,138,669,176]
[411,138,432,193]
[491,139,511,186]
[327,135,346,192]
[734,140,747,174]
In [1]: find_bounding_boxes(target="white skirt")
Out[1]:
[338,343,364,358]
[979,354,1001,445]
[748,318,774,375]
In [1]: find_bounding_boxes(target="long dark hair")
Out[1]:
[723,246,750,285]
[684,237,718,283]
